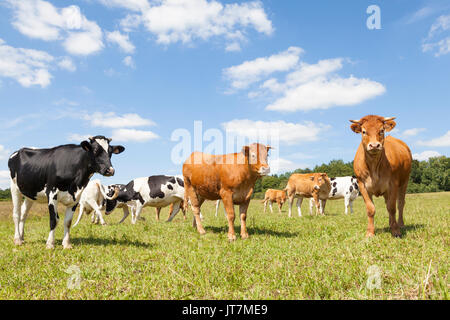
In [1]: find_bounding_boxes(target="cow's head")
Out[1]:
[310,173,329,191]
[80,136,125,177]
[350,115,396,155]
[242,143,271,176]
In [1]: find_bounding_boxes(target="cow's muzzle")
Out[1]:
[104,167,115,177]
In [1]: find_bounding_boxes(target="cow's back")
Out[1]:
[286,174,315,196]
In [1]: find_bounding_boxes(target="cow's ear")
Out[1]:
[266,145,273,151]
[383,118,396,132]
[81,141,92,152]
[112,145,125,154]
[350,121,362,133]
[242,146,250,157]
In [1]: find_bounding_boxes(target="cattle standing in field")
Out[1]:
[183,143,271,241]
[155,201,187,221]
[263,189,287,214]
[350,115,412,237]
[72,180,120,227]
[285,173,331,217]
[309,176,360,215]
[8,136,125,249]
[105,175,185,224]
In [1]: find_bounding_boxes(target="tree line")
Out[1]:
[0,156,448,201]
[253,156,449,199]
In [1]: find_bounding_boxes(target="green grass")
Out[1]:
[0,192,448,300]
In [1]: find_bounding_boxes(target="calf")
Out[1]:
[350,115,412,237]
[8,136,124,249]
[183,143,271,241]
[262,189,287,214]
[105,175,185,224]
[72,180,120,227]
[309,176,360,215]
[285,173,331,217]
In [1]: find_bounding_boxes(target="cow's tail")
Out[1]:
[73,209,84,228]
[97,182,119,201]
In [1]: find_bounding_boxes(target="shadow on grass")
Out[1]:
[204,226,299,238]
[38,237,152,248]
[376,223,426,237]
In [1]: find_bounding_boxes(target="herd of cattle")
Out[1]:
[7,115,412,248]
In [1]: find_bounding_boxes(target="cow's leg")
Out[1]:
[46,192,59,249]
[397,183,407,228]
[221,190,236,241]
[119,206,130,224]
[344,196,350,215]
[239,201,250,240]
[287,193,295,218]
[277,201,282,214]
[384,190,401,237]
[309,198,314,215]
[215,200,220,217]
[19,198,33,242]
[155,207,161,221]
[321,199,327,215]
[11,179,23,245]
[263,199,267,213]
[269,201,274,213]
[312,194,321,216]
[349,199,354,214]
[62,206,76,249]
[297,197,303,217]
[132,203,144,225]
[358,183,376,237]
[167,200,182,222]
[92,202,106,226]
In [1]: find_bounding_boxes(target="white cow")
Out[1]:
[309,176,360,215]
[73,180,120,227]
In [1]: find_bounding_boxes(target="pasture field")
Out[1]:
[0,192,448,300]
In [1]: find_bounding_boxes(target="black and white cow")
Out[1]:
[309,176,360,215]
[105,175,185,224]
[8,136,125,249]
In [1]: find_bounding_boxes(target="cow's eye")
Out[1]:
[380,129,385,135]
[362,130,366,135]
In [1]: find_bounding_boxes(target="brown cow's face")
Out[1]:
[310,173,329,190]
[350,115,396,155]
[242,143,271,176]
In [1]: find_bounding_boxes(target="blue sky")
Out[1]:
[0,0,449,188]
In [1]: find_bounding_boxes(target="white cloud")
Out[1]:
[0,170,11,190]
[57,57,76,72]
[7,0,104,56]
[0,38,53,87]
[224,48,385,112]
[100,0,273,51]
[223,47,303,89]
[413,150,442,161]
[225,42,241,52]
[266,75,385,112]
[68,133,91,142]
[0,145,11,160]
[106,30,135,53]
[269,157,307,175]
[111,128,159,142]
[418,131,450,147]
[221,119,329,145]
[83,112,155,128]
[423,15,450,57]
[401,128,426,137]
[123,56,135,68]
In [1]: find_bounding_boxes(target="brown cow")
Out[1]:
[262,189,287,214]
[183,143,271,241]
[155,200,186,221]
[285,173,331,217]
[350,115,412,237]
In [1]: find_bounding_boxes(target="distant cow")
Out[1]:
[309,176,360,215]
[263,189,287,214]
[105,175,185,224]
[8,136,125,249]
[350,115,412,237]
[285,173,331,217]
[183,143,271,241]
[72,180,120,227]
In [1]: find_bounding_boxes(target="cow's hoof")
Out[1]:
[228,234,237,242]
[46,243,55,249]
[14,238,23,246]
[391,229,402,238]
[241,233,249,240]
[63,243,73,249]
[101,223,107,226]
[198,229,206,236]
[398,221,405,228]
[365,231,375,238]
